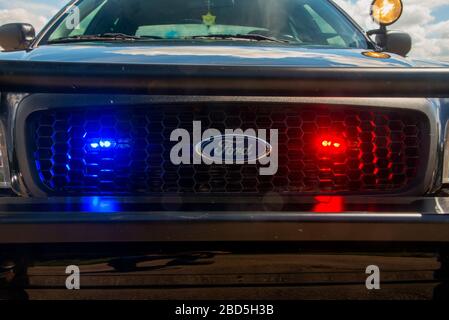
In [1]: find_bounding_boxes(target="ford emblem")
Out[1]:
[194,134,272,163]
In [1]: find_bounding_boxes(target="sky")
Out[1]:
[0,0,448,62]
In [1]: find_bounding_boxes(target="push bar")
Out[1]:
[1,60,449,97]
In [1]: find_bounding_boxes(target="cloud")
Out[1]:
[0,8,50,31]
[334,0,449,61]
[0,0,64,31]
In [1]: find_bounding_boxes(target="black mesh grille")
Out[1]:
[27,104,429,195]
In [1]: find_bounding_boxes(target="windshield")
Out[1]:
[43,0,368,48]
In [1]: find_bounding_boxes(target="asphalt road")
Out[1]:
[2,253,445,300]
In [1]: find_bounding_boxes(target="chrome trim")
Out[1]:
[3,93,29,195]
[0,211,425,222]
[427,98,444,193]
[0,121,10,188]
[443,124,449,184]
[441,99,449,186]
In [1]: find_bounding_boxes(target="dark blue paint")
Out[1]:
[0,42,419,67]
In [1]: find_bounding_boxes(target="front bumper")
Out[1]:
[1,196,449,244]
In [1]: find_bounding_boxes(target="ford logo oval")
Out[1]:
[194,134,272,163]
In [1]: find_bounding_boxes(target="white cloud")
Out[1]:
[0,0,63,31]
[0,8,49,31]
[334,0,449,61]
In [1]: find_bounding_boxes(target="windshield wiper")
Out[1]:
[48,33,288,44]
[188,34,290,44]
[47,33,162,44]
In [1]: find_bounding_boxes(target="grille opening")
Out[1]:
[27,104,430,196]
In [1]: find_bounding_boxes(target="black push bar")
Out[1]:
[1,60,449,97]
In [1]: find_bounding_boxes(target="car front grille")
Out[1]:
[27,104,430,196]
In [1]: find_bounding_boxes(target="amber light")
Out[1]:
[371,0,403,26]
[362,51,391,59]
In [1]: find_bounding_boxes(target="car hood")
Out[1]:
[0,42,429,67]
